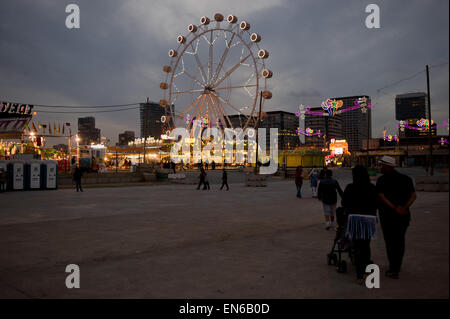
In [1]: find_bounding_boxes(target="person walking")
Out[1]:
[317,169,343,230]
[295,166,303,198]
[342,165,378,283]
[310,169,319,198]
[203,171,210,190]
[196,167,206,190]
[220,168,229,191]
[0,168,7,192]
[73,165,83,192]
[376,156,416,279]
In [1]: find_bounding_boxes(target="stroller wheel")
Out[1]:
[337,260,347,273]
[327,253,337,265]
[327,254,333,265]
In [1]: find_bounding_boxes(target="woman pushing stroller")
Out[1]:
[342,165,378,283]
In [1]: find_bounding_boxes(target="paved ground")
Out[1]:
[0,169,448,298]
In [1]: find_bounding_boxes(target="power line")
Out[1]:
[35,106,140,113]
[33,102,141,108]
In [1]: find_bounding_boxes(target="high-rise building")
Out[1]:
[220,111,299,150]
[332,95,372,151]
[118,131,135,146]
[78,116,100,145]
[304,107,343,147]
[140,101,174,138]
[259,111,300,150]
[395,93,436,137]
[396,92,427,120]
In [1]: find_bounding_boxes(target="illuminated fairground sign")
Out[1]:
[329,139,349,156]
[0,118,31,134]
[1,101,34,119]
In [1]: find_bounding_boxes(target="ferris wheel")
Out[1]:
[159,13,272,136]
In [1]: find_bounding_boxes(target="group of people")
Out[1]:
[294,167,320,199]
[295,155,417,282]
[197,166,229,191]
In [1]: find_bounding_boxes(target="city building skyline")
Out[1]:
[77,116,101,145]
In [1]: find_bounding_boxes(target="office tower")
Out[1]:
[395,92,436,137]
[78,116,101,145]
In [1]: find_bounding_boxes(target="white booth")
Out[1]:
[7,161,25,190]
[41,160,58,189]
[25,160,41,189]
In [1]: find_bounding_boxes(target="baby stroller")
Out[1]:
[326,207,354,273]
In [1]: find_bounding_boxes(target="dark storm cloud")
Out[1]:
[0,0,448,142]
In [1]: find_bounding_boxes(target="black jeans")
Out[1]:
[75,180,83,192]
[220,181,229,190]
[353,239,372,279]
[380,216,409,273]
[197,179,205,190]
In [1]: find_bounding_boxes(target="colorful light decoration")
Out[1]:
[296,127,322,137]
[397,119,448,131]
[297,98,371,118]
[416,118,434,131]
[321,99,343,116]
[383,134,399,142]
[439,137,449,145]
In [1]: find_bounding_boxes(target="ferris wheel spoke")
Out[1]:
[213,94,234,128]
[173,89,204,95]
[214,92,244,115]
[213,53,252,88]
[175,95,202,123]
[214,84,257,91]
[211,33,235,84]
[182,70,207,88]
[208,94,229,129]
[190,42,208,85]
[208,30,214,84]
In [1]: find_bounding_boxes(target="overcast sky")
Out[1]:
[1,0,448,144]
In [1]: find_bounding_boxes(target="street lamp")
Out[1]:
[75,135,80,166]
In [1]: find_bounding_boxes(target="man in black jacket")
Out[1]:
[73,165,83,192]
[220,168,229,191]
[376,156,416,279]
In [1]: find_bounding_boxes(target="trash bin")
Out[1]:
[41,160,58,189]
[130,165,136,173]
[25,160,41,190]
[7,161,25,190]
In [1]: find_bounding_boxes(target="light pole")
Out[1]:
[75,135,80,166]
[426,65,433,176]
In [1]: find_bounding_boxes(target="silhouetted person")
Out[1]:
[318,169,343,230]
[309,169,319,198]
[377,156,416,279]
[211,160,216,170]
[197,167,206,190]
[204,171,210,190]
[73,165,83,192]
[220,168,229,191]
[0,168,7,192]
[295,166,303,198]
[342,165,378,283]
